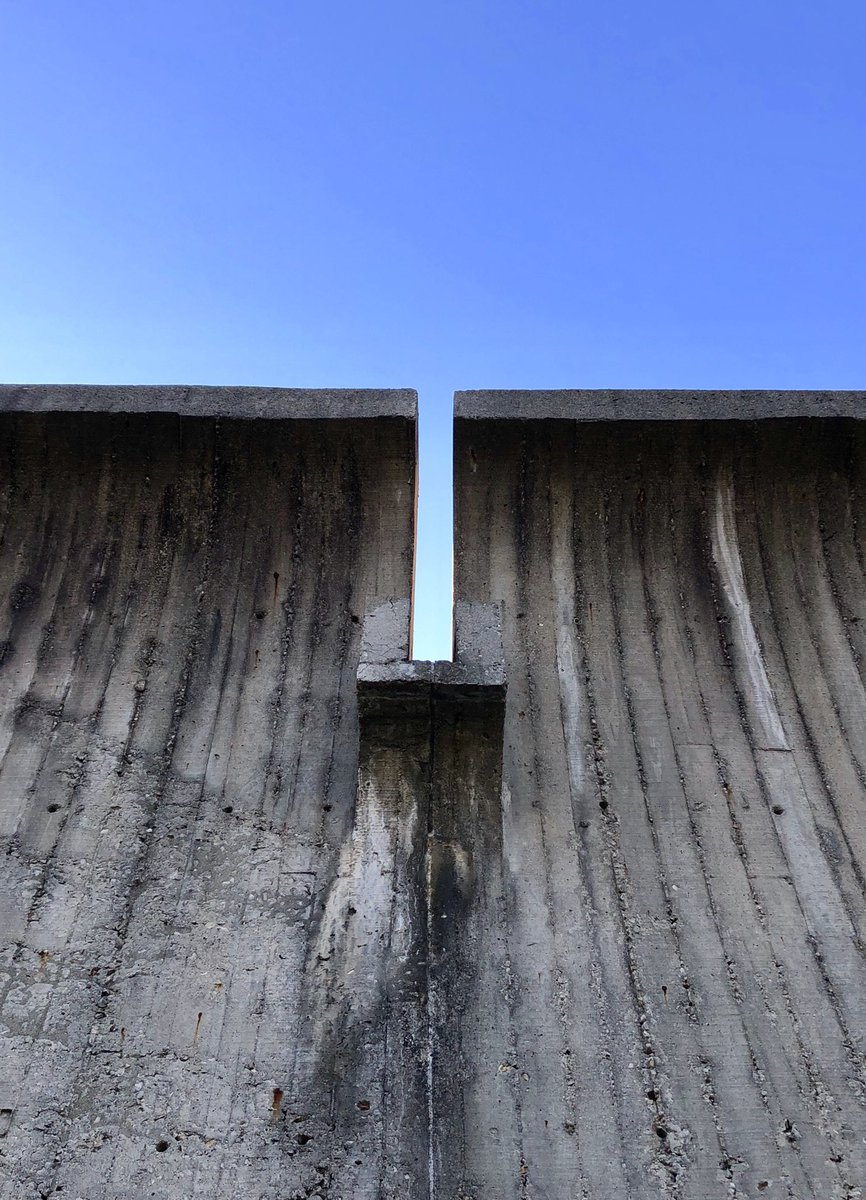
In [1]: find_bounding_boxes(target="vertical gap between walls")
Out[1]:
[411,391,454,662]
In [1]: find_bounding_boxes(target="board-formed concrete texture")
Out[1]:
[454,390,866,1200]
[4,384,866,1200]
[0,387,429,1199]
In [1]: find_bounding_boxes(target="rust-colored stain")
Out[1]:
[271,1087,284,1123]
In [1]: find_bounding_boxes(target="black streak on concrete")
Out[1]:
[349,599,507,1197]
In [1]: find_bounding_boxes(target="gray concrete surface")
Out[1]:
[349,598,506,1196]
[456,388,866,422]
[454,409,866,1199]
[0,384,417,421]
[5,384,866,1199]
[0,400,417,1199]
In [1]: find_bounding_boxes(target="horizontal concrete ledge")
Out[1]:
[357,599,506,719]
[0,384,417,422]
[455,389,866,422]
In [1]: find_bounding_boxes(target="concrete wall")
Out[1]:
[453,401,866,1199]
[0,394,418,1199]
[4,386,866,1200]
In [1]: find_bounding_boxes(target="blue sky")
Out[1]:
[1,1,864,657]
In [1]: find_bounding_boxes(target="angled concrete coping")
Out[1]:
[455,389,866,422]
[0,384,417,422]
[357,599,506,719]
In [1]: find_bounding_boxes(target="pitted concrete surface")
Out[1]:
[0,404,416,1199]
[4,386,866,1200]
[0,384,417,422]
[456,388,866,422]
[454,413,866,1199]
[347,598,506,1197]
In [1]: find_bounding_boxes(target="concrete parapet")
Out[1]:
[456,386,866,421]
[0,382,417,420]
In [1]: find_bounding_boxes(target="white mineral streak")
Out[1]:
[312,767,417,1016]
[712,470,789,751]
[550,487,585,795]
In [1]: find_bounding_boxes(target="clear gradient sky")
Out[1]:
[1,1,864,657]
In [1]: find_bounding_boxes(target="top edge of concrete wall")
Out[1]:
[0,385,418,421]
[454,389,866,421]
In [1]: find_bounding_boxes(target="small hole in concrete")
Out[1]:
[656,1126,667,1139]
[155,1140,169,1152]
[47,804,60,813]
[772,805,785,815]
[646,1089,657,1101]
[296,1132,312,1145]
[357,1099,371,1111]
[599,799,608,811]
[223,805,233,814]
[255,610,266,620]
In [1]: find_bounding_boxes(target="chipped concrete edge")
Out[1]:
[357,598,506,716]
[0,384,418,421]
[454,389,866,422]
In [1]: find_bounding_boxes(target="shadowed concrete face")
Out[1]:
[454,413,866,1199]
[344,598,506,1197]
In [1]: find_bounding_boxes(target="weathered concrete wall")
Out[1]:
[5,385,866,1200]
[350,598,506,1197]
[453,403,866,1199]
[0,394,420,1199]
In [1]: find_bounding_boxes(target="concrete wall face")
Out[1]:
[0,408,417,1199]
[3,390,866,1200]
[454,416,866,1199]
